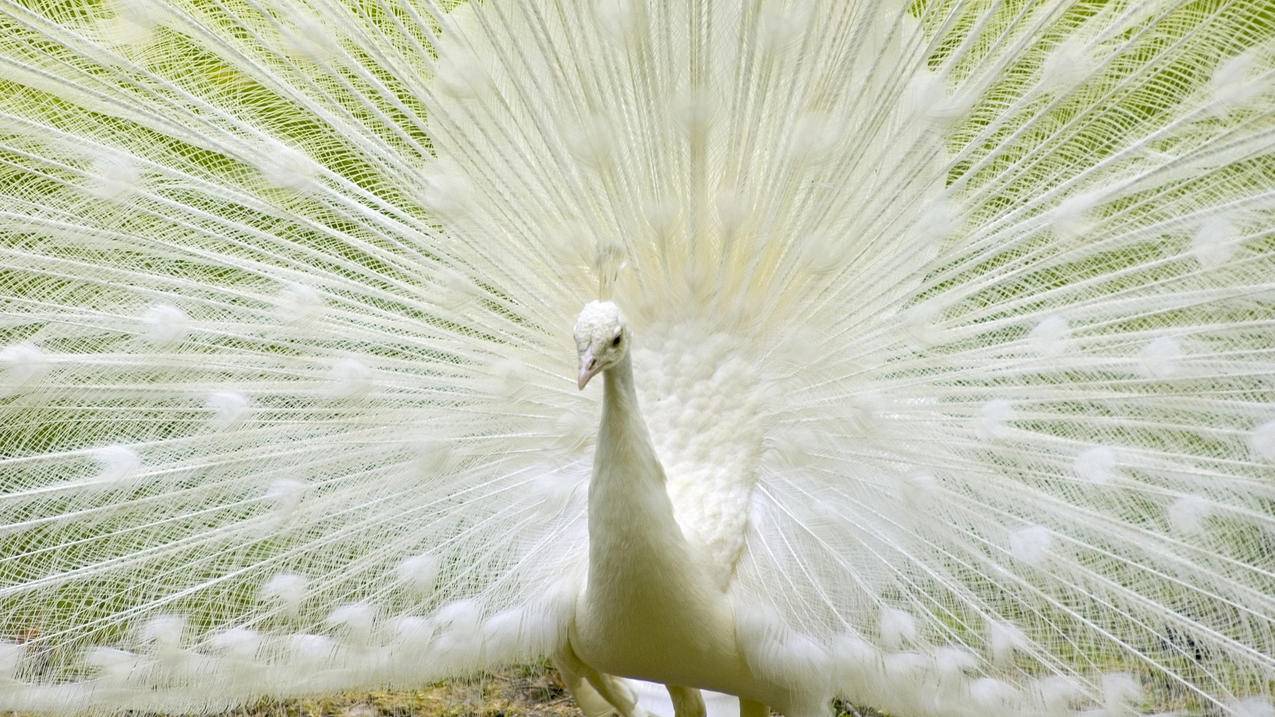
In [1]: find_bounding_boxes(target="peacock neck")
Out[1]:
[587,349,681,554]
[577,347,736,681]
[598,352,656,466]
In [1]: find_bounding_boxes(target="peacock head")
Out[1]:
[573,300,629,390]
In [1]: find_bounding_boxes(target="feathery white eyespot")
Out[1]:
[789,112,842,164]
[0,342,49,394]
[774,633,833,689]
[594,0,637,39]
[97,14,155,48]
[256,141,318,192]
[395,553,440,596]
[969,678,1018,711]
[85,152,143,200]
[1051,191,1101,240]
[1039,37,1094,93]
[434,49,490,99]
[1167,495,1211,535]
[733,602,783,655]
[509,582,571,658]
[567,116,615,170]
[1139,336,1183,379]
[411,439,455,477]
[801,233,843,274]
[900,470,938,506]
[206,391,250,430]
[1231,698,1275,717]
[554,410,594,453]
[264,479,307,518]
[1009,525,1052,565]
[485,601,566,662]
[986,620,1028,665]
[830,632,879,682]
[1101,672,1143,709]
[433,599,483,662]
[1034,675,1085,711]
[882,651,927,683]
[0,641,22,678]
[277,7,341,63]
[879,607,917,650]
[978,399,1014,440]
[259,573,308,614]
[325,358,372,399]
[273,283,323,324]
[533,473,577,518]
[85,647,139,681]
[848,391,887,431]
[142,303,190,344]
[91,444,141,485]
[1190,216,1240,269]
[758,0,814,52]
[388,616,434,648]
[96,0,168,47]
[545,219,593,263]
[905,71,973,125]
[1028,315,1071,358]
[1252,420,1275,460]
[931,646,979,678]
[734,604,831,686]
[108,0,171,29]
[480,609,526,661]
[490,358,529,400]
[916,196,962,245]
[419,159,473,218]
[138,615,186,652]
[207,628,261,659]
[673,90,716,137]
[1209,50,1263,113]
[1073,445,1119,485]
[438,267,479,310]
[901,301,945,348]
[326,603,377,642]
[287,634,336,668]
[715,189,749,233]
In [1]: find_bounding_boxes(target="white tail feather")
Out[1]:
[0,0,1272,715]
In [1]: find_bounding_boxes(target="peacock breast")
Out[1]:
[632,322,770,591]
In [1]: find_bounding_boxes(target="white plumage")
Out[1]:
[0,0,1273,716]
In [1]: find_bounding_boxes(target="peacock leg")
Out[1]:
[552,654,619,717]
[553,643,646,717]
[666,686,706,717]
[739,698,769,717]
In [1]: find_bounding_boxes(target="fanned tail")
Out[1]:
[1,0,595,711]
[0,0,1272,715]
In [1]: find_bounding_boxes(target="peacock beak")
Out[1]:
[578,351,600,390]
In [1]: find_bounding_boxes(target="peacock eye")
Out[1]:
[611,335,622,347]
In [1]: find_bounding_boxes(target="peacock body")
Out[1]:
[0,0,1273,716]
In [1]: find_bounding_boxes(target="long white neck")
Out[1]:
[586,350,688,591]
[598,352,654,464]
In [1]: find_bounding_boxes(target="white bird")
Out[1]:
[561,300,818,717]
[0,1,1273,716]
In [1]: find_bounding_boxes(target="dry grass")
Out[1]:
[215,665,578,717]
[0,660,895,717]
[187,665,890,717]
